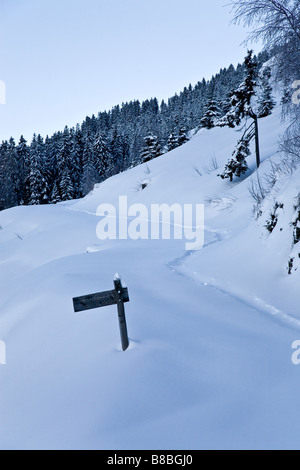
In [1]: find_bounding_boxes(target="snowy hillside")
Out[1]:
[0,105,300,450]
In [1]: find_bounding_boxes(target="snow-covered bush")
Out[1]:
[265,202,284,233]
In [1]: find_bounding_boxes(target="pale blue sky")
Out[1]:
[0,0,254,142]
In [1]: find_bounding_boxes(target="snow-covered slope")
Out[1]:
[0,106,300,450]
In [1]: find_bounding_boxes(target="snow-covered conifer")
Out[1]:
[94,132,111,180]
[220,133,251,181]
[178,127,189,146]
[257,67,276,118]
[167,131,179,151]
[141,134,162,163]
[200,100,220,129]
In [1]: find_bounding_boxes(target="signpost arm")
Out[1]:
[114,278,129,351]
[73,275,130,352]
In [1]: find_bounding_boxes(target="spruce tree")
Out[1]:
[257,66,276,118]
[69,127,82,200]
[94,132,111,181]
[178,127,189,146]
[60,168,75,201]
[51,181,61,204]
[45,133,59,202]
[167,130,179,151]
[16,136,30,205]
[109,128,123,175]
[73,126,84,198]
[81,132,98,195]
[200,99,220,129]
[219,51,262,178]
[220,132,251,181]
[141,134,162,163]
[28,135,48,205]
[0,141,9,209]
[7,138,20,207]
[56,127,75,201]
[220,50,258,128]
[0,139,19,208]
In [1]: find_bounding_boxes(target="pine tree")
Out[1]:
[220,50,258,128]
[16,136,30,205]
[178,127,189,146]
[28,135,48,205]
[56,127,75,201]
[219,51,262,178]
[51,180,61,204]
[121,134,131,171]
[220,132,251,181]
[93,132,111,181]
[81,132,98,195]
[60,168,75,201]
[7,138,20,207]
[109,128,123,175]
[45,133,59,202]
[73,126,84,198]
[257,66,276,118]
[0,139,19,208]
[37,134,49,204]
[200,99,220,129]
[0,141,9,209]
[141,134,162,163]
[69,127,82,200]
[130,132,143,167]
[167,130,179,151]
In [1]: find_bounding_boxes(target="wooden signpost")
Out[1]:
[73,275,130,351]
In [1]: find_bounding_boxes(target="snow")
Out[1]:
[0,105,300,450]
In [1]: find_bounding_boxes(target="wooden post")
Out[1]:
[73,275,130,352]
[249,108,261,169]
[254,115,261,169]
[114,278,129,351]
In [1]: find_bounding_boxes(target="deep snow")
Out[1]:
[0,106,300,450]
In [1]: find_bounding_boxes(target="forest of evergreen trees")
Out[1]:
[0,52,269,211]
